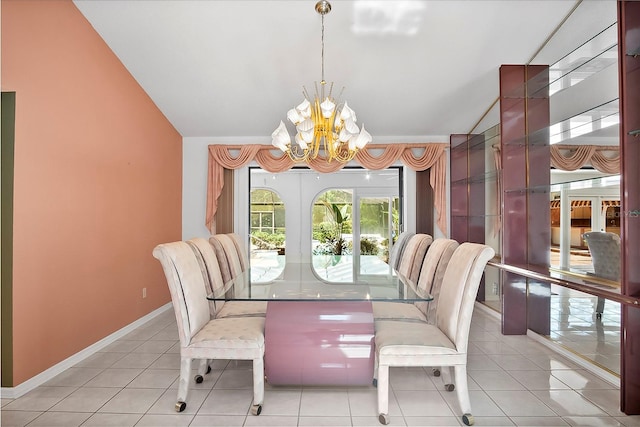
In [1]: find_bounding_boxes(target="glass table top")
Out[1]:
[207,262,432,302]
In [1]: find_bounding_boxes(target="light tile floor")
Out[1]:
[3,307,640,427]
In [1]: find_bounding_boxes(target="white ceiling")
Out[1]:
[72,0,617,141]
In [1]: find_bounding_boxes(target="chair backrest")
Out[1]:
[435,243,495,353]
[212,234,244,278]
[227,233,249,272]
[209,235,233,283]
[413,238,459,322]
[397,234,433,283]
[388,231,415,271]
[187,237,226,314]
[583,231,621,281]
[153,241,211,347]
[425,239,460,323]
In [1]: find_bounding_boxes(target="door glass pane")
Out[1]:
[249,189,285,283]
[312,189,353,282]
[359,197,394,276]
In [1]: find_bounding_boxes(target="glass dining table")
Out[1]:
[208,261,432,386]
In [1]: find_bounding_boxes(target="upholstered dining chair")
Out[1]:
[187,238,267,318]
[211,234,245,282]
[374,242,495,426]
[396,233,433,283]
[153,241,265,415]
[418,239,460,324]
[209,233,254,303]
[227,232,249,272]
[418,238,460,378]
[388,231,415,271]
[208,235,233,284]
[372,238,459,323]
[583,231,621,318]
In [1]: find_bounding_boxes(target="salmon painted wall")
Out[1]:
[1,0,182,385]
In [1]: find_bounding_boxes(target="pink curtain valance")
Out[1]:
[206,143,449,235]
[550,144,620,174]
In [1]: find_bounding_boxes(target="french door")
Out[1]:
[353,191,399,283]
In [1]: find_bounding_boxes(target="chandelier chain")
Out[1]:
[321,13,325,84]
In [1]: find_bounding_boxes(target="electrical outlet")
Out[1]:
[492,283,499,295]
[142,288,147,298]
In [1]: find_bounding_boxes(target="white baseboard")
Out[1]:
[474,301,501,320]
[1,303,172,399]
[474,302,620,388]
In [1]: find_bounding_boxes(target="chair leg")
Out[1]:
[454,364,473,425]
[194,359,210,384]
[372,353,378,386]
[250,357,264,415]
[441,366,454,391]
[596,297,605,318]
[377,364,390,425]
[176,357,192,412]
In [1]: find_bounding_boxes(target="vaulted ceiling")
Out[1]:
[73,0,616,141]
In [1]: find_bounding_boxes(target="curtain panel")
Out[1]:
[206,143,449,235]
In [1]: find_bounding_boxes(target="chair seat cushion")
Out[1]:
[372,302,427,322]
[375,320,456,356]
[216,301,268,318]
[190,316,265,349]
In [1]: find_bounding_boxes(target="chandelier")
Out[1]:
[271,0,371,163]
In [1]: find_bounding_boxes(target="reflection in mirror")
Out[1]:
[548,23,618,96]
[550,284,620,375]
[467,1,622,376]
[550,174,620,284]
[530,0,621,377]
[539,7,619,284]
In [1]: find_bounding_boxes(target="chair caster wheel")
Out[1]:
[250,404,262,415]
[206,365,212,374]
[596,312,602,319]
[194,375,204,384]
[372,378,377,387]
[445,383,455,392]
[378,413,390,425]
[175,401,186,412]
[433,368,441,377]
[462,413,474,426]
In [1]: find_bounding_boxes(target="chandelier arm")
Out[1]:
[331,147,358,163]
[289,144,311,163]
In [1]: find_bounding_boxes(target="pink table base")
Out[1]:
[264,301,375,386]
